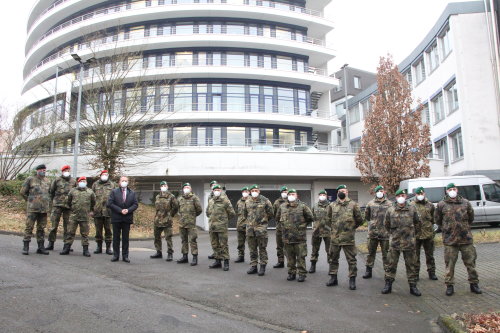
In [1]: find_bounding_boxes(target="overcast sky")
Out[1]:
[0,0,470,114]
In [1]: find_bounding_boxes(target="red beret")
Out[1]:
[61,165,71,171]
[77,176,87,182]
[100,170,108,175]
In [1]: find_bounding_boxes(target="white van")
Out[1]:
[399,175,500,226]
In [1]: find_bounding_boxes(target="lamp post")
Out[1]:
[341,63,351,153]
[50,66,60,153]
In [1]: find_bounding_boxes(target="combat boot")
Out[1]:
[150,251,162,259]
[287,274,296,281]
[209,259,222,269]
[470,284,482,294]
[326,275,338,287]
[105,241,113,255]
[223,259,229,271]
[177,254,188,263]
[446,285,454,296]
[208,254,215,259]
[234,255,244,263]
[45,241,54,251]
[258,264,266,276]
[308,261,316,274]
[190,255,198,266]
[22,241,29,255]
[428,271,438,280]
[60,243,71,255]
[165,253,173,262]
[94,241,102,254]
[82,245,91,257]
[381,280,393,294]
[362,266,372,279]
[349,277,356,290]
[297,275,306,282]
[273,261,284,268]
[247,265,258,274]
[36,241,49,255]
[409,284,421,296]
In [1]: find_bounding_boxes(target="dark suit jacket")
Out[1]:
[107,187,139,224]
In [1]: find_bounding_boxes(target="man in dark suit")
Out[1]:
[107,176,138,263]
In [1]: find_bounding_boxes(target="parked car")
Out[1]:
[286,146,319,152]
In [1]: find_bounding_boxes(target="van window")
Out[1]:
[483,183,500,203]
[419,187,446,203]
[457,185,481,201]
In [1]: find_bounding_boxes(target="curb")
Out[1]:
[437,315,466,333]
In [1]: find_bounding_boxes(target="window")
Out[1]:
[457,186,481,201]
[226,84,245,112]
[440,27,452,58]
[432,93,444,124]
[450,129,464,161]
[434,138,449,165]
[413,58,426,84]
[351,139,361,153]
[421,103,430,124]
[483,183,500,203]
[404,70,413,88]
[226,127,245,146]
[427,43,440,72]
[348,104,360,124]
[353,76,361,89]
[445,80,459,113]
[277,88,294,114]
[361,99,371,119]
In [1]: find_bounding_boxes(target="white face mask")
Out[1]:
[281,192,288,199]
[416,195,425,201]
[78,182,87,188]
[251,192,259,198]
[160,186,168,192]
[288,195,297,202]
[101,175,109,182]
[62,171,71,178]
[183,188,191,194]
[396,196,406,205]
[213,190,221,197]
[448,190,458,198]
[376,191,384,199]
[242,192,249,198]
[319,195,327,201]
[120,181,128,188]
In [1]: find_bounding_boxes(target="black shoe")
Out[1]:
[258,264,266,276]
[362,266,372,279]
[82,245,91,257]
[446,285,454,296]
[123,256,130,263]
[209,259,222,269]
[287,274,296,281]
[409,284,422,296]
[308,261,316,274]
[470,283,482,294]
[326,275,338,287]
[428,272,438,280]
[349,277,356,290]
[273,261,284,268]
[150,251,162,259]
[59,244,71,255]
[165,253,173,262]
[223,259,229,271]
[247,265,258,274]
[208,254,215,260]
[22,241,29,255]
[94,241,102,254]
[36,241,49,255]
[105,242,113,255]
[234,255,244,263]
[45,241,54,251]
[190,255,198,266]
[297,275,306,282]
[177,254,188,263]
[381,280,393,294]
[111,256,119,262]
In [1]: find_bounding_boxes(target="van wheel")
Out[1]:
[489,222,500,227]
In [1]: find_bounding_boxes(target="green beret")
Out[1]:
[319,190,327,195]
[280,186,288,192]
[250,184,259,190]
[210,180,218,186]
[160,181,167,186]
[336,184,347,190]
[183,183,191,188]
[212,184,222,190]
[374,185,384,192]
[415,187,425,194]
[241,186,249,191]
[446,183,456,190]
[395,189,406,196]
[35,164,46,170]
[288,189,297,194]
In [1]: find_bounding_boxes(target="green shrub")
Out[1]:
[0,180,23,196]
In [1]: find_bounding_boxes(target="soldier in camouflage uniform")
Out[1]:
[60,177,96,257]
[362,185,392,279]
[207,180,220,260]
[46,165,76,250]
[272,186,288,268]
[309,190,331,274]
[150,181,179,262]
[435,183,482,296]
[176,183,202,266]
[206,184,235,271]
[243,184,274,276]
[20,164,51,255]
[381,189,422,296]
[276,189,314,282]
[234,186,250,263]
[91,170,116,255]
[410,186,437,281]
[326,185,363,290]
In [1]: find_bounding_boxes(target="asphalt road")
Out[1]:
[0,232,443,333]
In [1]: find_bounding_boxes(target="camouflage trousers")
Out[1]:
[310,235,331,263]
[210,230,229,260]
[23,212,47,242]
[247,232,268,266]
[276,225,285,263]
[154,226,173,253]
[180,226,198,255]
[236,227,246,257]
[385,248,418,284]
[48,207,70,242]
[415,238,436,275]
[94,216,112,243]
[366,238,390,271]
[65,219,90,246]
[329,244,357,277]
[444,244,479,285]
[285,242,307,276]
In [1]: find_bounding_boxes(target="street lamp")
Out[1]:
[341,63,351,153]
[71,53,96,178]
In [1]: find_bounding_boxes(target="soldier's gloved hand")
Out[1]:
[433,224,439,232]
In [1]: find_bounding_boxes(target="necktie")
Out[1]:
[122,189,126,203]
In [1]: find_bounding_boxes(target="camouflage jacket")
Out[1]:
[328,198,363,246]
[434,195,474,246]
[92,180,116,217]
[410,198,435,240]
[312,200,331,238]
[365,197,392,240]
[206,195,235,232]
[20,176,51,213]
[273,198,287,228]
[276,200,314,244]
[68,187,96,221]
[384,203,420,250]
[243,195,274,235]
[49,176,76,209]
[178,193,202,228]
[154,192,179,227]
[236,197,248,230]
